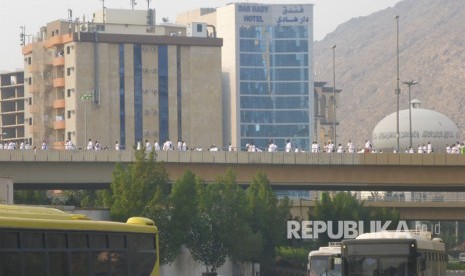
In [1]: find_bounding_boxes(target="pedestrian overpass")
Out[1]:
[2,150,465,220]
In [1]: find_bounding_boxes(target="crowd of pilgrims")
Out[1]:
[1,138,464,154]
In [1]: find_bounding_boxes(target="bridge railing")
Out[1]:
[1,150,465,166]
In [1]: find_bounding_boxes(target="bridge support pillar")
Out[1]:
[0,177,14,204]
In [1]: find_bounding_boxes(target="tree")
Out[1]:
[103,149,169,222]
[186,169,262,273]
[246,171,291,265]
[149,170,201,264]
[312,192,401,246]
[14,190,51,205]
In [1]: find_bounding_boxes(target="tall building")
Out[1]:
[22,8,223,150]
[178,3,315,151]
[0,70,25,143]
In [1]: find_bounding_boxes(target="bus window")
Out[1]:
[21,232,45,248]
[0,252,20,275]
[24,251,46,276]
[379,257,408,275]
[0,231,19,248]
[69,233,88,249]
[49,252,69,276]
[47,232,67,248]
[70,252,90,276]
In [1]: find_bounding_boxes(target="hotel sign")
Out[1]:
[237,4,312,26]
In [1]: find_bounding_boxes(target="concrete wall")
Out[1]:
[0,177,13,204]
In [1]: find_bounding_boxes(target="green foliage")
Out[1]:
[246,171,291,265]
[104,149,169,222]
[61,190,106,208]
[187,212,227,272]
[276,246,308,269]
[14,190,51,205]
[313,192,401,246]
[187,169,249,272]
[151,170,201,265]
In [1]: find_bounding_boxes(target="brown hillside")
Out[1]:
[314,0,465,147]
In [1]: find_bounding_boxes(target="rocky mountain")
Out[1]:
[314,0,465,146]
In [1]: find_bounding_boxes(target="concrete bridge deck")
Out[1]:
[1,150,465,191]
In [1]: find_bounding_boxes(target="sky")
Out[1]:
[0,0,401,71]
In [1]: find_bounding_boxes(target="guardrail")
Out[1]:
[1,150,465,166]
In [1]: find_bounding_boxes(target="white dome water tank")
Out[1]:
[372,100,460,152]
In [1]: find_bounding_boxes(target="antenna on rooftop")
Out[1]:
[99,0,106,24]
[130,0,137,10]
[20,26,26,46]
[68,9,73,33]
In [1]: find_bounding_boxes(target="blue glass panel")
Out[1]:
[239,26,307,39]
[240,110,309,124]
[133,44,143,145]
[119,44,126,149]
[271,40,308,53]
[240,53,308,67]
[158,45,169,143]
[240,68,308,81]
[240,82,309,96]
[240,96,308,109]
[273,26,308,38]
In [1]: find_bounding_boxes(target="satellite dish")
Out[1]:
[162,17,169,23]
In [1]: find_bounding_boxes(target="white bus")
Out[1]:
[341,231,447,276]
[307,242,342,276]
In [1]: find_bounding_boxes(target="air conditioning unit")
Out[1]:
[186,22,208,37]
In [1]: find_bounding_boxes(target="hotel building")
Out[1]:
[178,3,316,151]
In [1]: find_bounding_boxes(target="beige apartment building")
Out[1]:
[0,70,25,143]
[22,8,223,150]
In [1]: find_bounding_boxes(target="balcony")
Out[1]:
[53,99,66,109]
[62,33,73,43]
[45,36,63,49]
[52,57,65,67]
[22,43,34,55]
[54,120,66,130]
[53,78,65,88]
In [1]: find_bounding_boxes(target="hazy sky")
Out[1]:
[0,0,401,71]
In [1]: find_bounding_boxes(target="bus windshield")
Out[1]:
[309,256,342,276]
[345,256,411,276]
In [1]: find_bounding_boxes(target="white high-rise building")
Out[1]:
[178,3,314,151]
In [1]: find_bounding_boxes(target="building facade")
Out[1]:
[0,70,25,143]
[178,3,315,151]
[22,9,223,150]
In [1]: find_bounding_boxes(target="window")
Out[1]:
[67,110,72,119]
[66,46,71,55]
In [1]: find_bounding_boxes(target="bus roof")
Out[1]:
[309,243,341,257]
[347,231,445,252]
[0,204,157,234]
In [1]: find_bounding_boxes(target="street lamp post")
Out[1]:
[80,94,92,147]
[402,80,418,149]
[395,15,401,153]
[331,44,337,146]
